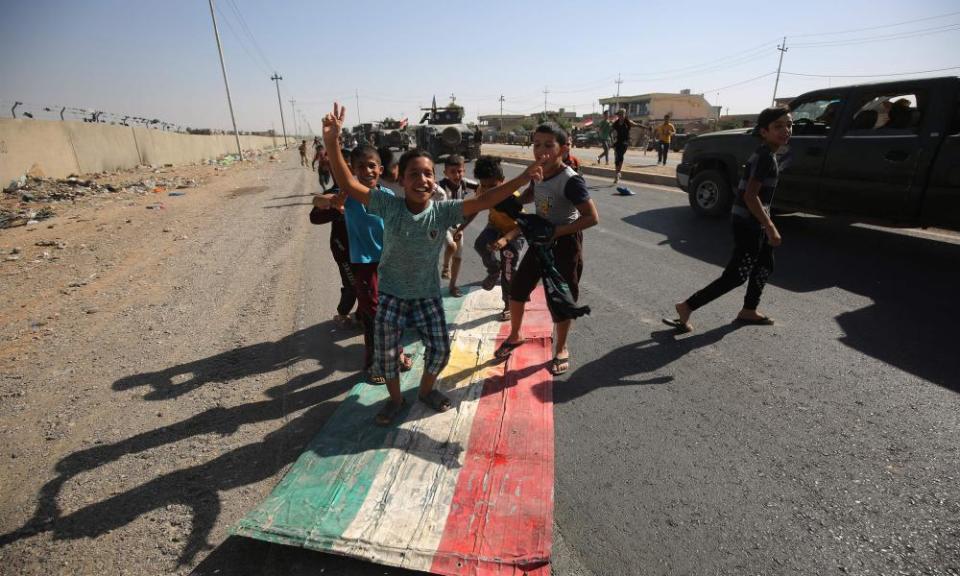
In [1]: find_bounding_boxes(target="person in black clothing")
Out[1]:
[309,178,357,329]
[611,108,640,183]
[663,106,792,333]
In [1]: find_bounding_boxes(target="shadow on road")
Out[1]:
[624,206,960,393]
[0,320,460,569]
[544,325,740,404]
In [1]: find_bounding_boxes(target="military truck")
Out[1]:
[412,102,481,161]
[676,76,960,230]
[377,118,411,151]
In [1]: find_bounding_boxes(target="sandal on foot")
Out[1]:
[398,352,413,372]
[494,338,525,360]
[481,272,499,291]
[499,309,511,322]
[441,267,450,280]
[662,318,693,333]
[449,286,463,298]
[368,372,386,385]
[418,389,452,412]
[550,355,570,376]
[735,315,775,326]
[375,398,406,426]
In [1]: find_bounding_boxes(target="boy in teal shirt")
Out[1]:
[322,103,545,425]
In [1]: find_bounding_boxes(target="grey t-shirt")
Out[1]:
[533,166,591,225]
[368,188,465,299]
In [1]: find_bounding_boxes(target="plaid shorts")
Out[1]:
[374,293,451,380]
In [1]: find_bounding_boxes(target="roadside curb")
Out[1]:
[500,156,678,188]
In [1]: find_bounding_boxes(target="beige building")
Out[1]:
[477,114,526,132]
[599,90,717,126]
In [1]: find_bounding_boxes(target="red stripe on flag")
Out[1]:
[430,288,554,575]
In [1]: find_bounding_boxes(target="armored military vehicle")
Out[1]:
[412,99,481,161]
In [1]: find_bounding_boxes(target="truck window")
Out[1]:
[847,92,923,134]
[791,97,843,136]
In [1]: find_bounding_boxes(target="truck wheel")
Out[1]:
[689,169,732,217]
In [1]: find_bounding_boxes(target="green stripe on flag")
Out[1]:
[231,292,470,548]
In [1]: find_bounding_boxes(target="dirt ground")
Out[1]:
[0,150,366,574]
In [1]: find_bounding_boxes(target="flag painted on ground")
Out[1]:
[232,287,555,575]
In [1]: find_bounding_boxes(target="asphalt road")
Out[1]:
[9,152,950,575]
[216,160,959,576]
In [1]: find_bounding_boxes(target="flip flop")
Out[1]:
[662,318,693,333]
[494,338,525,360]
[550,355,570,376]
[418,389,452,412]
[367,371,386,385]
[449,286,463,298]
[375,398,406,426]
[735,316,775,326]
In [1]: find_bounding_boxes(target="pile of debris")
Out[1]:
[2,173,202,229]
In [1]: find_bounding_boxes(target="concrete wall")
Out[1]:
[0,118,279,185]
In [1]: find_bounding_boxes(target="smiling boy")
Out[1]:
[494,122,600,376]
[322,103,545,425]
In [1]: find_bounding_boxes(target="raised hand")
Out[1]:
[321,102,346,144]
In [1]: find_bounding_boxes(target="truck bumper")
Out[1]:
[676,163,692,191]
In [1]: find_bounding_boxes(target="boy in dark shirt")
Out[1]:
[437,154,479,297]
[664,106,792,333]
[309,184,356,329]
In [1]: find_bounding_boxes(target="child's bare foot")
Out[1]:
[662,302,693,333]
[735,309,774,325]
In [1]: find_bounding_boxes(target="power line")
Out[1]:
[792,22,960,48]
[781,65,960,78]
[224,0,274,72]
[213,2,270,76]
[790,9,960,38]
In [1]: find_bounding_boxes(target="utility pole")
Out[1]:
[498,94,505,132]
[355,89,361,124]
[615,72,623,110]
[543,86,549,116]
[270,73,288,145]
[289,99,297,138]
[207,0,243,160]
[772,37,788,107]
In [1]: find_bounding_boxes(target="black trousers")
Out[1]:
[686,220,774,312]
[657,141,670,164]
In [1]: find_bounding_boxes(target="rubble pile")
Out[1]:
[1,173,203,229]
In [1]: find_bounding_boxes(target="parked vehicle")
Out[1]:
[676,77,960,229]
[573,129,600,148]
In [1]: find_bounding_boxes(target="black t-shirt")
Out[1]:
[612,120,631,147]
[733,143,779,225]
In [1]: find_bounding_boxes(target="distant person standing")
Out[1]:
[611,108,640,183]
[299,140,309,167]
[654,115,677,165]
[596,110,612,165]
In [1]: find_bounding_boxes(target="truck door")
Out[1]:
[776,93,845,209]
[818,88,930,222]
[920,88,960,229]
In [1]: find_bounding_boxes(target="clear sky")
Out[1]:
[2,0,959,132]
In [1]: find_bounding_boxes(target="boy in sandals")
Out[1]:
[322,103,545,425]
[494,123,599,376]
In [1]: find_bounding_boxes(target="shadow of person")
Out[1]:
[545,324,740,405]
[623,206,960,393]
[112,321,361,400]
[0,380,463,566]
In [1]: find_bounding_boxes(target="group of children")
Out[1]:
[309,99,791,427]
[310,102,598,425]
